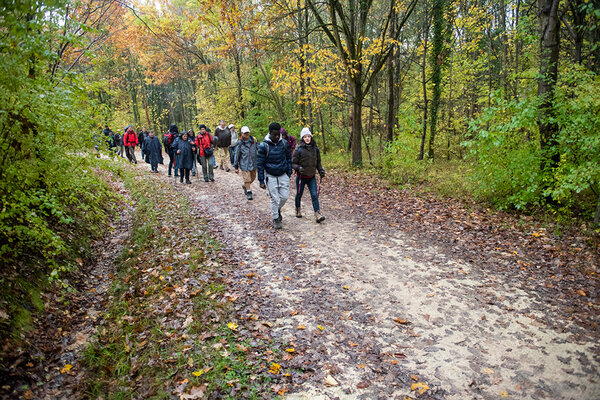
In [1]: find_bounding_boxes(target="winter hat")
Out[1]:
[241,126,250,133]
[300,127,312,139]
[228,124,235,129]
[280,127,287,135]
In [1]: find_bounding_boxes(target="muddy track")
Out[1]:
[149,156,599,400]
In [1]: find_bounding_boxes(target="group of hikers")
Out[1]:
[102,121,326,229]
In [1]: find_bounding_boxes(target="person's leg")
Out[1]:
[295,176,306,208]
[229,147,235,165]
[208,156,214,180]
[307,177,320,211]
[185,168,191,182]
[222,148,231,171]
[199,156,208,180]
[266,175,280,220]
[179,168,184,182]
[277,174,290,211]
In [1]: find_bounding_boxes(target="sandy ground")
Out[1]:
[137,151,599,400]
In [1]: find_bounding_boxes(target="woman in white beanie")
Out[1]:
[292,127,326,222]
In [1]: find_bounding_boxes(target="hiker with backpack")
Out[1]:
[124,125,138,164]
[163,124,179,176]
[144,130,163,173]
[187,129,197,177]
[173,131,195,184]
[228,124,238,166]
[195,124,215,182]
[214,120,232,171]
[257,122,292,229]
[292,127,326,223]
[233,126,258,200]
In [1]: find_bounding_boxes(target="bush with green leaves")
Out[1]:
[0,1,117,337]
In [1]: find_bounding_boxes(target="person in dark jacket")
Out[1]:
[257,122,291,229]
[123,126,138,164]
[233,126,258,200]
[292,127,325,222]
[144,130,163,173]
[187,129,197,176]
[163,124,179,176]
[173,131,195,184]
[195,124,214,182]
[280,127,296,159]
[214,120,232,171]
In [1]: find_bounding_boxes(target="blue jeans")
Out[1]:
[295,176,319,212]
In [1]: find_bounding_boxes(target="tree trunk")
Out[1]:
[428,0,445,160]
[386,4,397,143]
[318,109,326,155]
[538,0,561,175]
[419,6,430,161]
[350,79,364,166]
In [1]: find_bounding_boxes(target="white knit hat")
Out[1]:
[228,124,235,129]
[300,127,312,138]
[241,126,250,133]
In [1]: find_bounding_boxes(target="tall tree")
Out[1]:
[537,0,561,176]
[306,0,418,166]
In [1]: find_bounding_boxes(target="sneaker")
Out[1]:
[296,207,302,218]
[209,178,215,182]
[246,191,253,200]
[315,211,325,223]
[272,219,282,229]
[186,180,192,184]
[180,178,183,183]
[225,168,230,172]
[204,178,209,182]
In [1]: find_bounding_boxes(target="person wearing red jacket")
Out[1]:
[123,126,138,164]
[195,124,214,182]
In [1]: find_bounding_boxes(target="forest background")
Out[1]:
[0,0,599,338]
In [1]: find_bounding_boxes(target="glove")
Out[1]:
[260,183,266,189]
[319,170,325,178]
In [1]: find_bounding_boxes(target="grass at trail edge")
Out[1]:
[83,169,285,399]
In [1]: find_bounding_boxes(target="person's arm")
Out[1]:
[285,142,292,176]
[316,148,325,177]
[257,143,266,188]
[233,142,241,170]
[291,148,302,173]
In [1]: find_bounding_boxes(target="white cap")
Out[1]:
[300,127,312,138]
[228,124,235,129]
[241,126,250,133]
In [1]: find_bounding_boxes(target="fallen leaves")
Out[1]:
[323,374,339,386]
[393,317,411,325]
[60,364,73,374]
[411,382,430,395]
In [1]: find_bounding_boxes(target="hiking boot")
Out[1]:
[219,165,224,170]
[242,185,248,195]
[226,168,230,172]
[277,208,282,222]
[295,207,302,218]
[186,180,192,184]
[246,191,253,200]
[315,211,325,223]
[209,178,215,182]
[204,178,209,182]
[272,219,282,229]
[180,177,183,183]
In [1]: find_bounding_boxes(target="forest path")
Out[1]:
[149,153,598,400]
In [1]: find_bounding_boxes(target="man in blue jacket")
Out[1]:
[257,122,291,229]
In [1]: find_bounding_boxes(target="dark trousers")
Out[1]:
[125,146,137,163]
[179,168,190,182]
[150,160,158,171]
[167,149,178,176]
[295,176,320,211]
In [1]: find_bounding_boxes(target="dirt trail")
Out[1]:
[150,157,599,400]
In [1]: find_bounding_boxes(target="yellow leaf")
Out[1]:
[394,318,411,325]
[342,286,350,290]
[411,382,430,395]
[227,322,238,331]
[499,391,510,397]
[297,324,306,330]
[269,362,281,374]
[318,325,324,330]
[192,370,204,376]
[576,290,586,297]
[285,348,295,353]
[60,364,73,373]
[483,367,494,374]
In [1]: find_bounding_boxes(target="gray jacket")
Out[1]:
[233,136,258,171]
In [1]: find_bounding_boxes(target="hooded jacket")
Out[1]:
[124,128,138,147]
[257,133,291,184]
[233,136,258,171]
[292,139,324,178]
